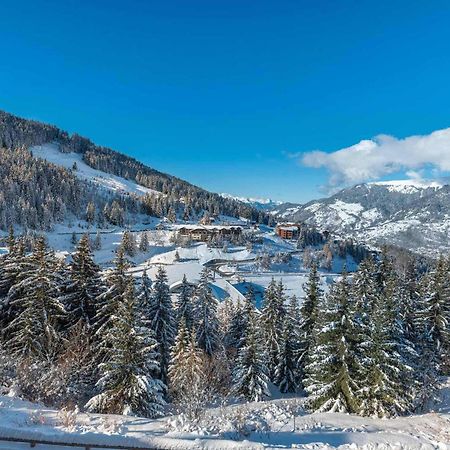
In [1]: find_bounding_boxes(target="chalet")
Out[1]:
[177,224,242,242]
[276,223,301,240]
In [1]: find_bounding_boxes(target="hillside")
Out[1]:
[273,180,450,256]
[0,111,268,231]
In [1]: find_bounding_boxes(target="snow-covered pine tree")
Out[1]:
[298,262,322,377]
[275,295,300,393]
[121,230,137,257]
[224,298,246,354]
[147,265,176,384]
[93,247,131,347]
[175,274,194,329]
[168,320,204,401]
[86,280,165,417]
[261,278,285,376]
[358,273,414,417]
[137,269,152,311]
[194,268,222,357]
[304,273,362,413]
[60,234,103,327]
[232,305,270,402]
[0,236,28,328]
[419,256,450,373]
[139,231,149,252]
[351,257,379,325]
[93,231,102,250]
[6,237,66,362]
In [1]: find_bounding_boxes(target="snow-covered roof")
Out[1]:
[175,224,242,231]
[278,226,298,231]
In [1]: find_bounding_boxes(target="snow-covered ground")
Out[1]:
[0,379,449,449]
[32,143,160,197]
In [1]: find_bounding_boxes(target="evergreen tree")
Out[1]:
[94,247,131,340]
[304,274,362,413]
[168,321,204,401]
[93,231,102,251]
[299,263,322,376]
[147,266,176,384]
[137,269,152,311]
[232,306,270,402]
[86,280,165,417]
[61,234,103,327]
[420,256,450,372]
[121,230,137,257]
[139,231,149,252]
[224,298,246,353]
[275,296,300,393]
[194,268,222,356]
[261,278,285,375]
[175,274,194,329]
[359,284,414,417]
[6,237,66,362]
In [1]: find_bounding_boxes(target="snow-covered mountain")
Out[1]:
[0,110,268,231]
[220,193,283,211]
[32,143,160,197]
[273,179,450,256]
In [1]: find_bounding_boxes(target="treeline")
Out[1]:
[0,231,448,419]
[0,110,269,224]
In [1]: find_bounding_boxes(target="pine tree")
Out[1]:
[139,231,149,252]
[86,280,165,417]
[93,231,102,250]
[137,269,152,311]
[168,320,204,401]
[61,234,103,327]
[232,306,270,402]
[94,247,131,341]
[275,296,300,393]
[261,278,285,375]
[86,202,96,225]
[175,274,194,329]
[194,268,222,357]
[299,263,322,376]
[304,274,362,413]
[121,230,137,257]
[0,236,28,322]
[6,237,66,362]
[224,298,246,355]
[358,284,414,417]
[147,266,176,384]
[420,256,450,372]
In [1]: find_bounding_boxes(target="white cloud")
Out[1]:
[301,128,450,190]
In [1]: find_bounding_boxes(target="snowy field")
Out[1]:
[0,379,449,449]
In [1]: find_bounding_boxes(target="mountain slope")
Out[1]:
[274,180,450,256]
[0,110,269,230]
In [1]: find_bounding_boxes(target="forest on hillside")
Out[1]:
[0,111,269,229]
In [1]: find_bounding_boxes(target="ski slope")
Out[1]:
[31,143,160,197]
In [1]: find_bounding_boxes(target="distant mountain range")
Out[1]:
[271,179,450,256]
[220,193,283,211]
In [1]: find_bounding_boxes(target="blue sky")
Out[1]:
[2,1,450,202]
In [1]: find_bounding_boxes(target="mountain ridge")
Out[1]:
[0,110,269,230]
[272,179,450,256]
